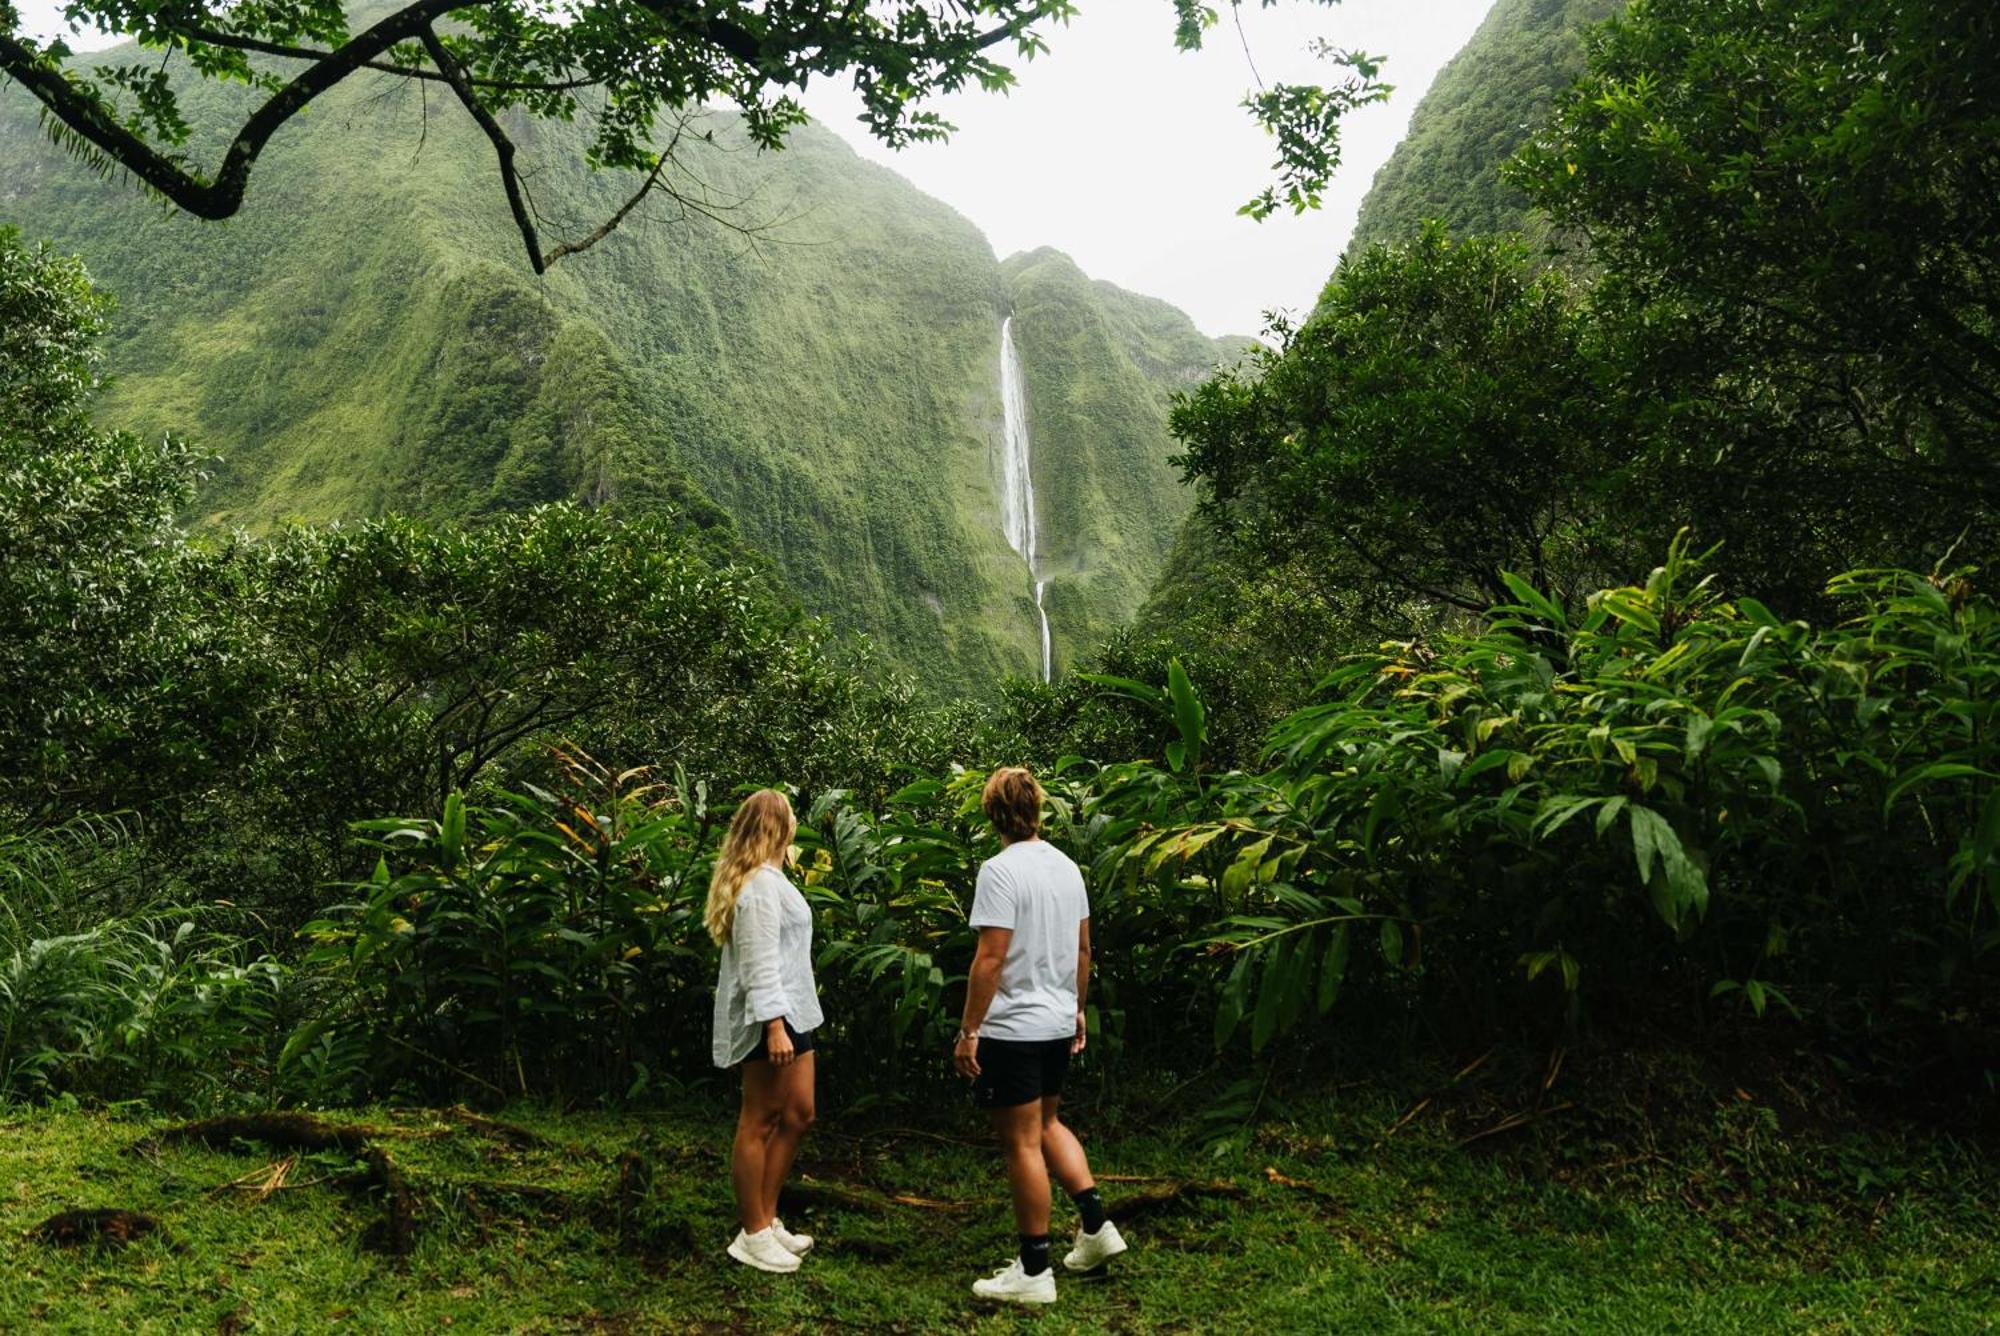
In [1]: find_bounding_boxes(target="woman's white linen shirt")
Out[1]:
[712,864,823,1067]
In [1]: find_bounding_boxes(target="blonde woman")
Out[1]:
[707,788,823,1274]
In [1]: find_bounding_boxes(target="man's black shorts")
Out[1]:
[971,1036,1071,1109]
[744,1019,815,1065]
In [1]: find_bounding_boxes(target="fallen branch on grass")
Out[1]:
[359,1146,415,1256]
[208,1156,296,1201]
[780,1178,977,1215]
[1109,1179,1246,1223]
[143,1112,374,1154]
[1371,1049,1499,1148]
[442,1105,594,1155]
[1456,1101,1576,1148]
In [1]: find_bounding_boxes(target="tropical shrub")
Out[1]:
[0,819,288,1107]
[1158,541,1999,1088]
[298,752,723,1103]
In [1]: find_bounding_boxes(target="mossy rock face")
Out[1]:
[1346,0,1627,259]
[0,53,1239,694]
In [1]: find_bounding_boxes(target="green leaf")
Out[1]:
[1500,570,1567,627]
[1076,672,1164,707]
[1684,713,1714,763]
[1167,658,1207,773]
[1250,938,1291,1053]
[1593,795,1628,837]
[887,779,944,805]
[440,791,466,868]
[1223,834,1276,898]
[1316,925,1349,1013]
[1883,762,1996,816]
[1214,953,1251,1050]
[1277,929,1314,1033]
[1736,597,1780,628]
[1378,918,1404,969]
[1628,806,1708,928]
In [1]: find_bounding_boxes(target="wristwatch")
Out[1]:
[954,1027,979,1044]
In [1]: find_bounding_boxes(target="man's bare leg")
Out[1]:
[991,1101,1051,1234]
[1039,1095,1095,1196]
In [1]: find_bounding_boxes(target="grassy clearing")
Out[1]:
[3,1086,1993,1334]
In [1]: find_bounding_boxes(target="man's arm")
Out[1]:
[955,926,1012,1077]
[1073,918,1092,1054]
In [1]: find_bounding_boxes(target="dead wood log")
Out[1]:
[143,1112,374,1154]
[360,1146,415,1256]
[443,1105,593,1155]
[1110,1179,1246,1223]
[779,1177,977,1214]
[31,1208,165,1249]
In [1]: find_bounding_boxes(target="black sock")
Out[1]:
[1019,1234,1052,1277]
[1072,1187,1108,1234]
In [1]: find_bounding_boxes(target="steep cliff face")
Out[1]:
[1346,0,1625,255]
[1,56,1236,690]
[1000,248,1252,674]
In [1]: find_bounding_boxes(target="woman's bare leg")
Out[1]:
[733,1059,784,1232]
[759,1052,816,1222]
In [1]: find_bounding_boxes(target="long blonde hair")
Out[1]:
[704,789,796,944]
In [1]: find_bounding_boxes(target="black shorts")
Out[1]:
[744,1019,815,1064]
[971,1036,1071,1109]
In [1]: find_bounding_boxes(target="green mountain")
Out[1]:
[0,54,1236,692]
[1346,0,1624,254]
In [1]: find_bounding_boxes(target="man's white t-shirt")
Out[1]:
[969,838,1090,1042]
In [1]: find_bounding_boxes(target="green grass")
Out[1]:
[5,1089,1992,1333]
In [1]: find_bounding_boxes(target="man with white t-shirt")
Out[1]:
[952,766,1128,1305]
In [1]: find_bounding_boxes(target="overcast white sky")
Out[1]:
[14,0,1494,336]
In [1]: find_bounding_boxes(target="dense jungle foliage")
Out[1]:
[2,0,1997,1148]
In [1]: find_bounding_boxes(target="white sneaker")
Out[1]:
[770,1217,814,1255]
[727,1226,801,1273]
[971,1257,1057,1305]
[1063,1220,1128,1271]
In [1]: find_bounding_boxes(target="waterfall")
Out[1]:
[998,316,1052,682]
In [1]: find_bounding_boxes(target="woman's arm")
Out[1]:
[735,878,796,1065]
[734,881,788,1022]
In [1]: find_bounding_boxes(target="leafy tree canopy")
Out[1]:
[1510,0,2000,568]
[0,227,210,810]
[0,0,1388,269]
[1170,226,1631,616]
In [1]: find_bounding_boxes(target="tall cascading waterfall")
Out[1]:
[997,316,1052,682]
